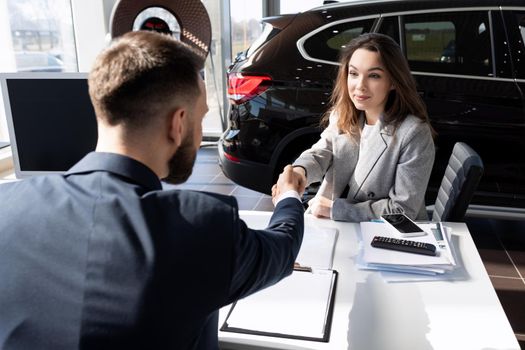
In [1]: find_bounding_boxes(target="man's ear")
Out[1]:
[168,108,186,149]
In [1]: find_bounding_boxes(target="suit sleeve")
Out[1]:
[292,112,338,185]
[331,122,435,221]
[227,197,304,303]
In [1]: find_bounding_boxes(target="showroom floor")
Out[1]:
[168,145,525,348]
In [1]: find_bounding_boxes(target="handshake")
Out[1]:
[271,165,333,218]
[271,165,307,205]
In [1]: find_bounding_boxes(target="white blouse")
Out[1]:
[349,123,375,195]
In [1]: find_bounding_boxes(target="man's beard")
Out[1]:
[162,134,197,184]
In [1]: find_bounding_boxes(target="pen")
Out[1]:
[435,222,443,239]
[293,262,312,272]
[435,222,446,249]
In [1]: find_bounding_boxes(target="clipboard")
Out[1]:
[220,269,338,342]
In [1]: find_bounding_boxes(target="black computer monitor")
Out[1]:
[1,73,97,177]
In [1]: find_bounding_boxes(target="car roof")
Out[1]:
[311,0,525,11]
[312,0,404,11]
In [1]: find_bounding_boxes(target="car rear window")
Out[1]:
[247,22,279,57]
[302,18,375,63]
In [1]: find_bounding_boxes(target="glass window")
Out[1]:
[201,0,230,136]
[303,19,375,63]
[230,0,263,59]
[406,21,455,62]
[404,11,492,76]
[0,0,78,146]
[6,0,78,73]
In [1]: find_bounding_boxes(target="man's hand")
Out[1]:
[307,195,333,218]
[271,165,305,204]
[291,166,307,194]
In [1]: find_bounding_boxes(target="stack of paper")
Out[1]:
[358,221,457,276]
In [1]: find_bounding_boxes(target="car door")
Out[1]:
[500,9,525,204]
[380,9,524,206]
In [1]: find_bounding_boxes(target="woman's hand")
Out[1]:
[307,196,333,218]
[291,166,307,194]
[271,165,306,205]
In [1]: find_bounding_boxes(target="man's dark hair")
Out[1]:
[88,31,204,128]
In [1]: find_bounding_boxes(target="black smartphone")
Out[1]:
[381,213,426,237]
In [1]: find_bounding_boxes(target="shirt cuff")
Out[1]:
[274,190,302,206]
[292,165,307,179]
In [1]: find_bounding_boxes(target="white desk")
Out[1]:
[219,211,519,350]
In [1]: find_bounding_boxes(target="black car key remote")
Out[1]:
[371,236,437,256]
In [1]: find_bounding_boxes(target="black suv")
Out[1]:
[219,0,525,208]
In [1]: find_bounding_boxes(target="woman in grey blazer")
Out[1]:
[289,33,435,222]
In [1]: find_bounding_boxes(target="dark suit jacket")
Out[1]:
[0,152,304,349]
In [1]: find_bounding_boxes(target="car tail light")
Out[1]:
[227,73,271,104]
[223,151,240,163]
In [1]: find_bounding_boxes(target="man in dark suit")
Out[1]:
[0,31,304,349]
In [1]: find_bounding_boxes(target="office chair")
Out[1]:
[432,142,484,222]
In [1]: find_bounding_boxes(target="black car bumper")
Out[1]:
[218,142,274,194]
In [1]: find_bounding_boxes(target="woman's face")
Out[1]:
[347,48,393,123]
